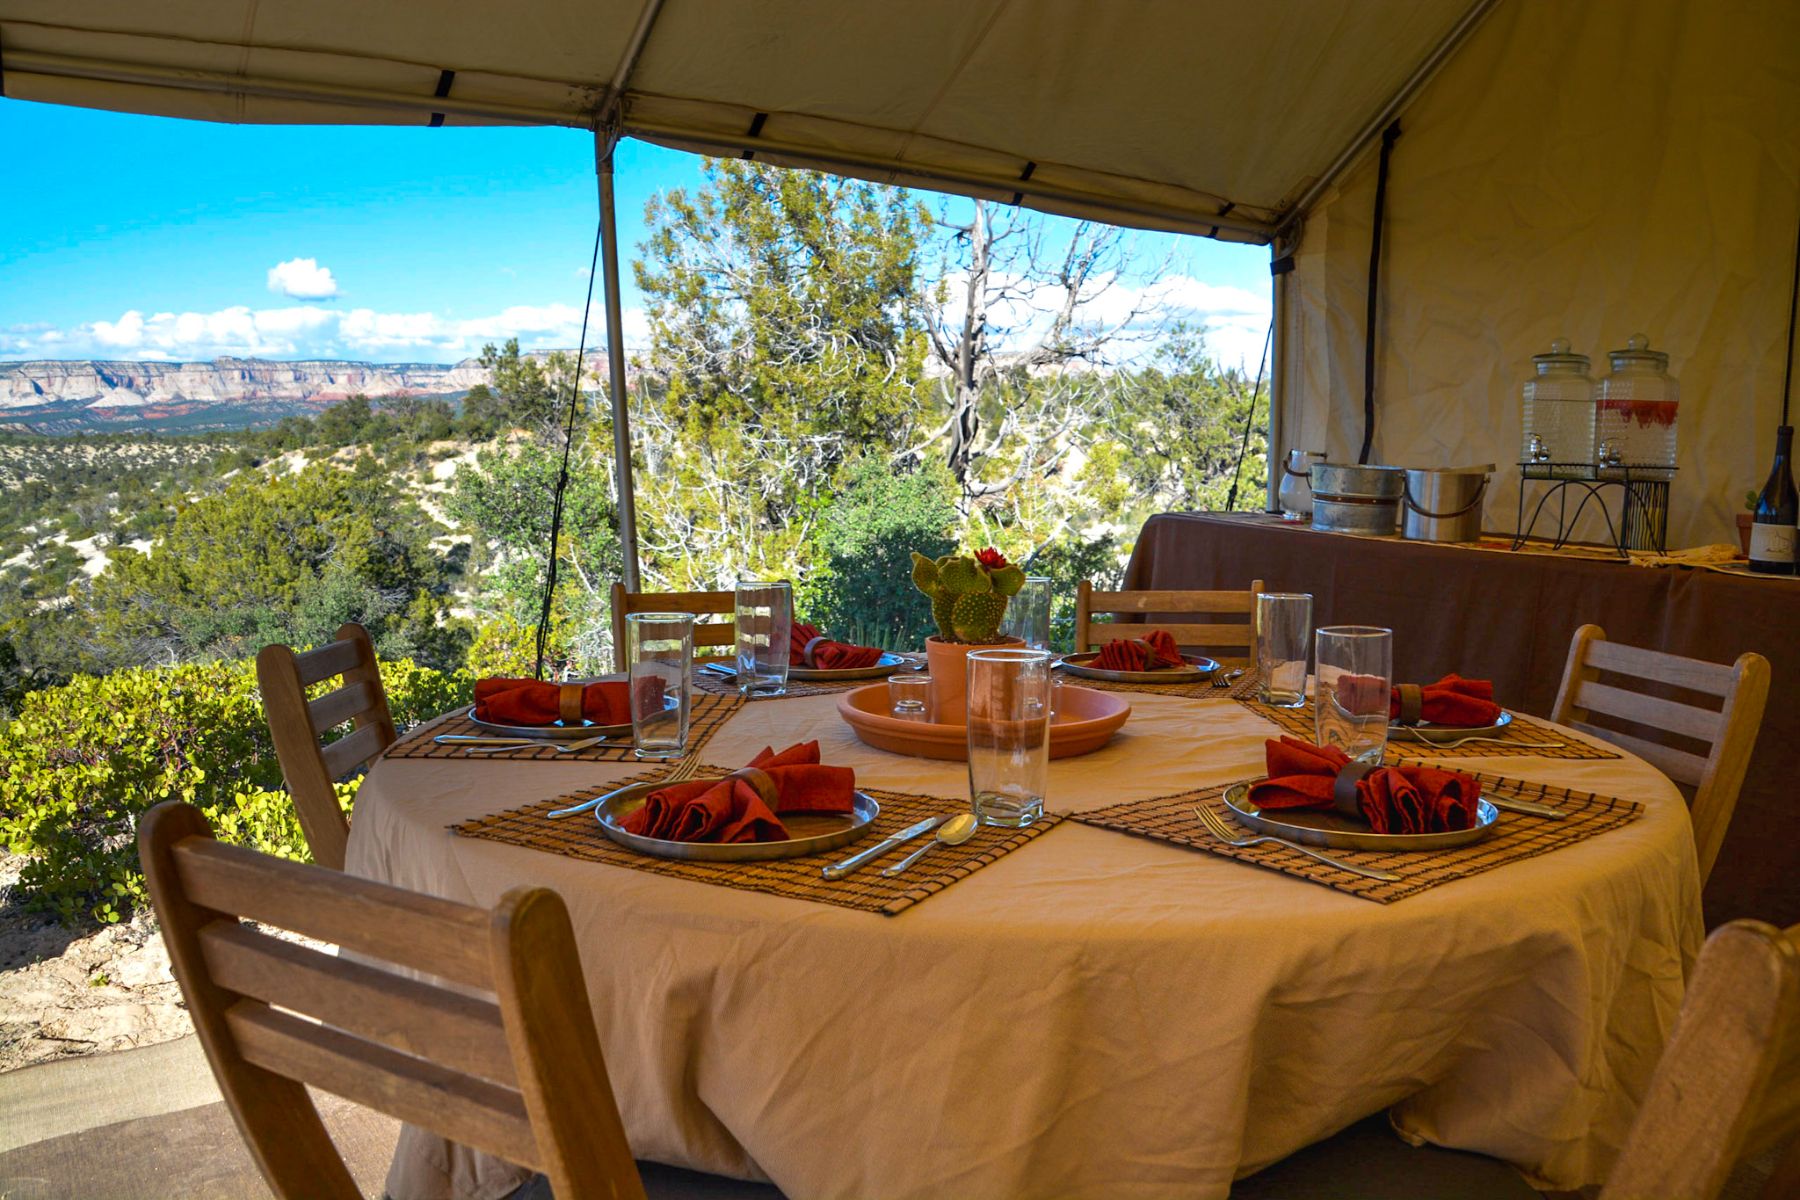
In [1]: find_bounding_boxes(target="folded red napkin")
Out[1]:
[618,741,856,843]
[474,676,650,726]
[1093,629,1184,671]
[789,622,884,670]
[1389,674,1502,727]
[1247,735,1482,835]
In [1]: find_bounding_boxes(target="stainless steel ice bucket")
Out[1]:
[1309,463,1404,536]
[1401,465,1494,543]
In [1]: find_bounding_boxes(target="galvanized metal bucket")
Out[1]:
[1401,465,1494,543]
[1309,463,1404,536]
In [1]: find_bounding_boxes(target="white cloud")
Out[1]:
[266,257,340,300]
[0,301,649,363]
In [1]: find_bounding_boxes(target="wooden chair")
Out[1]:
[1552,624,1770,883]
[137,800,648,1200]
[1074,579,1264,667]
[256,623,396,872]
[610,582,736,672]
[1601,918,1800,1200]
[1235,918,1800,1200]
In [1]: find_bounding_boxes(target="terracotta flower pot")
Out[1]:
[924,634,1024,725]
[1736,513,1754,557]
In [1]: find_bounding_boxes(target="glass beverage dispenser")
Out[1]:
[1520,338,1595,476]
[1595,334,1679,478]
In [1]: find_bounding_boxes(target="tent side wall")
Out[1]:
[1277,0,1800,551]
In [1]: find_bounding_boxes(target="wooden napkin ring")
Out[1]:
[1332,761,1377,816]
[803,636,830,668]
[1395,683,1424,726]
[557,684,584,726]
[725,766,782,811]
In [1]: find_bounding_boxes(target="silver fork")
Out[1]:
[1192,804,1402,883]
[546,754,705,818]
[1211,667,1247,690]
[461,735,629,755]
[1392,733,1566,751]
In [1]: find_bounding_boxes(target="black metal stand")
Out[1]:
[1512,463,1674,557]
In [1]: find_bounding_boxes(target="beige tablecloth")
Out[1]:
[347,691,1703,1200]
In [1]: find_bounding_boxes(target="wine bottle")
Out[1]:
[1748,424,1798,575]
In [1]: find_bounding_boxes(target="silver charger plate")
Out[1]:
[790,651,911,682]
[1390,710,1514,740]
[465,691,676,740]
[1057,652,1219,683]
[595,780,881,861]
[1223,782,1499,851]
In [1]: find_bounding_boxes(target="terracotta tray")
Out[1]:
[836,683,1131,761]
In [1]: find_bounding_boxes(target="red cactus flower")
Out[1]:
[975,547,1009,571]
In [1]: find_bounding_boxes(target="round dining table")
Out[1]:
[347,687,1704,1200]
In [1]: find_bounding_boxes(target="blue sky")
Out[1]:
[0,98,1271,369]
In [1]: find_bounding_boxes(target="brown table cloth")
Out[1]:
[1123,511,1796,926]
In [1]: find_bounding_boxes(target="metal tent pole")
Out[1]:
[597,141,640,592]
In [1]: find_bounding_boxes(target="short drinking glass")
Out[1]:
[1255,593,1313,707]
[1001,575,1053,651]
[1313,626,1392,765]
[889,673,933,722]
[967,648,1052,828]
[734,579,792,698]
[627,612,692,760]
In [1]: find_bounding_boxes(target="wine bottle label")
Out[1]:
[1749,522,1796,563]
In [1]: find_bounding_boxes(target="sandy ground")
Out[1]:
[0,853,191,1073]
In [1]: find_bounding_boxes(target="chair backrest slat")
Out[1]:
[256,622,396,871]
[1572,679,1724,745]
[1601,920,1800,1200]
[1568,721,1710,788]
[199,922,517,1087]
[1087,588,1258,615]
[306,679,379,736]
[292,637,364,687]
[318,721,389,781]
[174,838,493,990]
[1552,623,1769,882]
[1074,579,1264,666]
[140,802,648,1200]
[225,1001,541,1168]
[1586,635,1736,697]
[611,583,737,671]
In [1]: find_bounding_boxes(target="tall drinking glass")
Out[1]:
[967,648,1052,828]
[1314,626,1392,764]
[1001,576,1053,651]
[626,612,692,760]
[1255,593,1313,707]
[734,580,792,698]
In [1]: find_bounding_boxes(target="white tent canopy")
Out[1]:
[0,0,1492,241]
[4,0,1797,551]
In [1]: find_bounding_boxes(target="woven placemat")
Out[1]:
[1058,667,1260,701]
[1234,697,1620,761]
[692,655,925,699]
[383,690,744,763]
[451,767,1061,915]
[1073,772,1643,903]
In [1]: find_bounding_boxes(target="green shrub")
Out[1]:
[0,655,468,926]
[800,456,959,650]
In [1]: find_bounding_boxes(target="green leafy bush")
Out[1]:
[800,457,959,650]
[0,655,468,925]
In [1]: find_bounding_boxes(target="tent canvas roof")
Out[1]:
[0,0,1488,241]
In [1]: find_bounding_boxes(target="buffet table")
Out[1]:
[1124,512,1797,929]
[348,689,1700,1200]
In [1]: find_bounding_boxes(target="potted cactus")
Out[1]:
[912,548,1027,722]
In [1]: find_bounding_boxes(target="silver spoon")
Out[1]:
[881,812,979,876]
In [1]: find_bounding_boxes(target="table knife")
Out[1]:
[821,817,944,880]
[1486,795,1568,819]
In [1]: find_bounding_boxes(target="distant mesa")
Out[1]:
[0,353,612,435]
